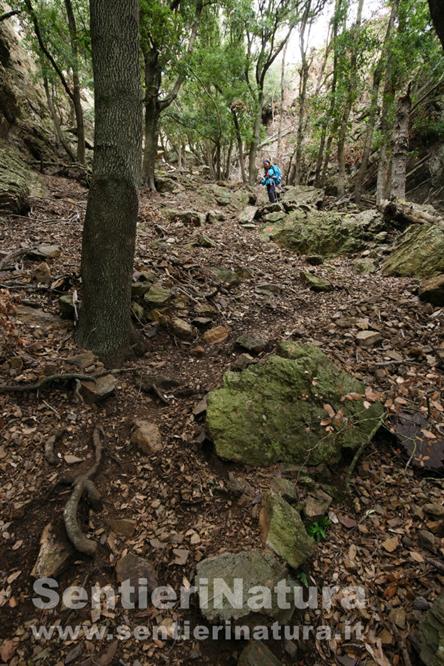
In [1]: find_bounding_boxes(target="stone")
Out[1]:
[270,477,297,500]
[131,282,152,299]
[144,284,172,305]
[238,642,281,666]
[383,223,444,279]
[191,234,215,248]
[353,258,377,274]
[80,374,117,403]
[195,549,291,623]
[235,334,268,354]
[356,330,382,347]
[131,420,162,455]
[169,317,195,340]
[239,205,258,225]
[66,351,96,369]
[15,305,64,328]
[260,492,314,569]
[211,267,247,288]
[263,210,287,224]
[260,202,283,215]
[304,489,332,519]
[306,255,324,265]
[0,141,32,213]
[419,274,444,307]
[423,503,444,518]
[206,344,384,466]
[417,593,444,666]
[164,209,205,226]
[115,552,157,594]
[207,209,225,224]
[31,523,71,578]
[131,302,145,321]
[202,325,230,345]
[232,353,255,370]
[30,244,61,260]
[105,517,137,538]
[58,294,76,320]
[300,271,333,292]
[281,185,324,210]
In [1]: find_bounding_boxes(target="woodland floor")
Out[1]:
[0,174,443,666]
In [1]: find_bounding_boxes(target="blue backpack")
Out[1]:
[272,164,282,185]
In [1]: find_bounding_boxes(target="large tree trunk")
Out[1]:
[248,91,263,184]
[77,0,142,366]
[428,0,444,49]
[231,106,246,183]
[389,86,411,200]
[142,47,161,190]
[64,0,85,164]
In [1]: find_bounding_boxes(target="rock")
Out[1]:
[31,523,71,578]
[80,374,117,403]
[232,353,255,370]
[169,317,195,340]
[419,274,444,306]
[423,503,444,518]
[260,202,283,215]
[270,477,297,500]
[0,142,32,213]
[31,261,51,284]
[356,330,382,347]
[306,255,324,265]
[235,334,268,354]
[192,317,213,329]
[202,325,230,345]
[132,282,152,299]
[263,210,287,224]
[281,185,324,211]
[164,209,205,226]
[105,517,137,537]
[383,223,444,279]
[66,351,96,369]
[131,420,162,455]
[195,549,291,623]
[207,209,225,223]
[30,243,61,260]
[300,271,333,292]
[211,267,247,288]
[115,552,157,595]
[239,205,258,225]
[155,175,179,193]
[210,184,232,207]
[58,294,76,320]
[191,234,215,248]
[15,305,65,328]
[260,492,314,569]
[304,489,332,519]
[273,208,384,257]
[131,301,145,321]
[144,284,172,305]
[417,593,444,666]
[206,344,384,466]
[353,258,377,274]
[238,642,281,666]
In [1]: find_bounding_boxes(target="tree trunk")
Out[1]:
[276,40,288,162]
[428,0,444,50]
[231,107,246,183]
[64,0,85,164]
[43,74,76,162]
[77,0,142,366]
[142,47,161,190]
[389,86,411,200]
[248,91,263,184]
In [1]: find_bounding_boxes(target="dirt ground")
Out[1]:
[0,175,443,665]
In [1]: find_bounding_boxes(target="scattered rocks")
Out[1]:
[423,503,444,518]
[206,344,384,466]
[80,374,117,403]
[304,489,332,519]
[356,330,382,347]
[300,270,333,292]
[353,258,377,274]
[419,274,444,307]
[144,284,172,305]
[115,552,157,594]
[164,209,205,226]
[169,317,195,340]
[239,205,258,225]
[195,549,290,623]
[29,243,61,260]
[31,523,71,578]
[260,492,314,569]
[131,420,162,455]
[238,641,281,666]
[202,325,230,345]
[383,223,444,278]
[235,334,268,354]
[105,517,137,537]
[417,593,444,666]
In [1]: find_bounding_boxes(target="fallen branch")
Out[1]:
[44,429,65,465]
[380,199,444,228]
[0,373,94,394]
[63,426,103,556]
[0,248,33,271]
[0,9,21,22]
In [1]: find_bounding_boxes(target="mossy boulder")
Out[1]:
[282,185,324,211]
[383,223,444,278]
[206,343,384,466]
[260,492,314,569]
[272,209,384,257]
[300,271,333,292]
[417,593,444,666]
[0,142,32,213]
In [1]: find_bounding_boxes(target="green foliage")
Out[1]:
[307,516,331,542]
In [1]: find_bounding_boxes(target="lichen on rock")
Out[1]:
[383,223,444,278]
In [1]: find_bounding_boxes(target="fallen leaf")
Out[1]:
[382,536,400,553]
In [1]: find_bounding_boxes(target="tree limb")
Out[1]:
[0,9,21,22]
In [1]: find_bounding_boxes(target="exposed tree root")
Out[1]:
[0,373,96,394]
[63,426,103,556]
[44,429,65,465]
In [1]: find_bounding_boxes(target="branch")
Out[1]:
[0,373,96,394]
[0,9,20,21]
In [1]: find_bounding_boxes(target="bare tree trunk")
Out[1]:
[142,47,161,190]
[354,3,396,202]
[248,90,264,184]
[277,40,288,162]
[225,138,233,180]
[43,74,76,161]
[77,0,142,366]
[231,106,246,183]
[64,0,85,164]
[428,0,444,49]
[389,86,411,200]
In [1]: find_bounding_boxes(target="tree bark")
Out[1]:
[248,90,263,184]
[64,0,86,164]
[428,0,444,50]
[389,86,411,200]
[43,74,76,162]
[77,0,142,366]
[142,46,161,190]
[277,40,288,162]
[231,106,246,183]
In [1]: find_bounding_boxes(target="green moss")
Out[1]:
[383,223,444,278]
[0,141,32,213]
[262,492,314,569]
[206,344,384,466]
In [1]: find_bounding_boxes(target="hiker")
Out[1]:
[260,159,282,203]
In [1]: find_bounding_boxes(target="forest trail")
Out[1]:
[0,175,443,665]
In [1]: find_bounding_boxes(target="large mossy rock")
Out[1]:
[0,142,33,213]
[206,343,384,466]
[417,594,444,665]
[281,185,324,210]
[271,209,384,257]
[383,223,444,278]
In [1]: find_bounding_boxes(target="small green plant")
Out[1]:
[296,571,309,588]
[307,516,331,542]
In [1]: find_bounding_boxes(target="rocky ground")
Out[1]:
[0,173,443,666]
